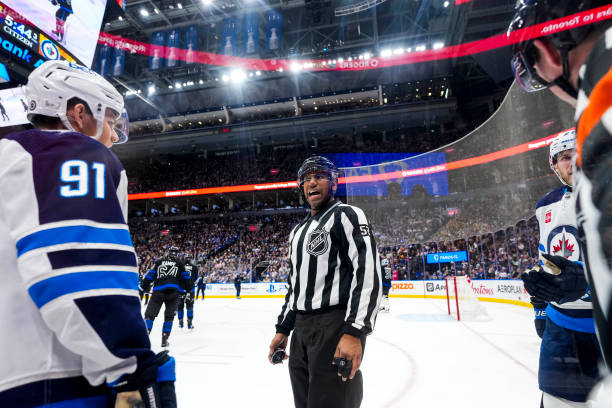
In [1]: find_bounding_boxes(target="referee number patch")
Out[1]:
[355,224,371,237]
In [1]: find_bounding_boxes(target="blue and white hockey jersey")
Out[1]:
[0,130,153,406]
[536,186,594,333]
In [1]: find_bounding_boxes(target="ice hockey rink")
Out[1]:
[146,296,540,408]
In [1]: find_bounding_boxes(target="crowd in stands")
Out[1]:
[130,200,541,285]
[376,216,539,282]
[131,213,302,283]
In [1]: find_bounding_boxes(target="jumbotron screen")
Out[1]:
[0,0,107,67]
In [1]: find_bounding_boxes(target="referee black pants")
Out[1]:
[289,308,365,408]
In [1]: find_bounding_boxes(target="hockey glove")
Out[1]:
[521,254,588,304]
[141,281,152,293]
[112,351,177,408]
[530,296,547,339]
[185,291,193,302]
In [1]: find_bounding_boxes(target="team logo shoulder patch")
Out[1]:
[306,228,330,256]
[547,225,581,262]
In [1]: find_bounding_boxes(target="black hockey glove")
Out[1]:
[141,280,152,293]
[521,254,588,304]
[185,291,193,302]
[112,351,177,408]
[530,297,547,339]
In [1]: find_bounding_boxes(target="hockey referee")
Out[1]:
[268,155,382,408]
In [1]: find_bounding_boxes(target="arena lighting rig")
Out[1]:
[334,0,389,17]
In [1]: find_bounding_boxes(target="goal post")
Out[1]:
[445,276,489,321]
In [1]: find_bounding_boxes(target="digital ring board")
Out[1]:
[0,0,107,70]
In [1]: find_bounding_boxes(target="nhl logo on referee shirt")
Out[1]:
[306,228,329,256]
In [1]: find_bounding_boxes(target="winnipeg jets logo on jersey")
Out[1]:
[306,228,329,256]
[536,187,590,309]
[547,226,581,261]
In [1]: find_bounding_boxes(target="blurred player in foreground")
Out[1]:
[0,60,176,407]
[508,0,612,404]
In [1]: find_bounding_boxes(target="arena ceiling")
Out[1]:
[103,0,517,154]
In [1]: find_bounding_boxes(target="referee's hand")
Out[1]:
[334,334,362,381]
[268,333,289,364]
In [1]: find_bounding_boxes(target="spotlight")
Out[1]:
[222,74,229,83]
[140,8,149,17]
[380,49,392,57]
[148,85,156,96]
[433,42,444,50]
[231,69,247,83]
[393,48,404,55]
[177,3,183,8]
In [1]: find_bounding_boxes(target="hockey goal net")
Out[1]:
[445,276,489,321]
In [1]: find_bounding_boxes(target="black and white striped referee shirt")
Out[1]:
[275,198,382,338]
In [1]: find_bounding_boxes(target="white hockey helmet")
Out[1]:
[549,129,576,186]
[25,60,128,144]
[381,258,389,267]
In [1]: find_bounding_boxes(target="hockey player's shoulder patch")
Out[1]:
[536,186,566,210]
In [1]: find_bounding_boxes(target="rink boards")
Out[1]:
[198,279,532,307]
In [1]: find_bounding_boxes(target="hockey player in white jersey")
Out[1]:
[0,60,176,407]
[522,130,602,408]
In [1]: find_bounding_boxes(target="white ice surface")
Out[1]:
[146,297,541,407]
